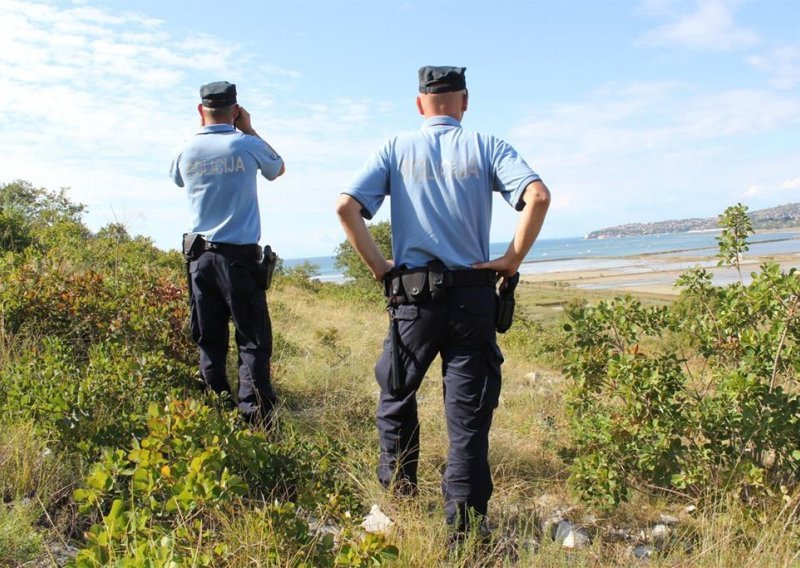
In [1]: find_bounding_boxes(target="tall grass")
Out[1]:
[1,275,798,565]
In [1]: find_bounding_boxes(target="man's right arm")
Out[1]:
[335,194,393,282]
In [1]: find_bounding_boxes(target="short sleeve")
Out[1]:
[250,137,284,181]
[490,137,540,211]
[169,153,184,187]
[342,143,391,220]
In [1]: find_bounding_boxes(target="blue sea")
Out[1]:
[283,230,800,283]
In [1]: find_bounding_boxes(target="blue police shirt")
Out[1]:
[343,116,540,269]
[170,124,283,245]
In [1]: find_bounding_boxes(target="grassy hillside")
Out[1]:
[1,182,798,567]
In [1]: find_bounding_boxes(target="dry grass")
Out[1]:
[262,282,800,566]
[2,280,799,566]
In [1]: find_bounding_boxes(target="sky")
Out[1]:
[0,0,798,259]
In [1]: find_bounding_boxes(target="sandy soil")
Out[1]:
[520,251,800,296]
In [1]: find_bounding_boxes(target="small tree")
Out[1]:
[333,221,392,284]
[716,203,753,283]
[0,180,85,225]
[0,180,87,253]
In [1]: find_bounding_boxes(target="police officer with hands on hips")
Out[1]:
[170,81,285,426]
[336,66,550,536]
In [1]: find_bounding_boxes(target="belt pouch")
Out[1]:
[427,260,446,301]
[400,270,429,303]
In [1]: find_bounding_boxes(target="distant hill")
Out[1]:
[585,203,800,239]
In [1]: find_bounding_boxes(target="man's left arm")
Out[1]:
[169,153,184,187]
[235,106,285,179]
[473,180,550,283]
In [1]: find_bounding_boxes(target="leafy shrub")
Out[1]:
[72,398,392,567]
[275,260,324,292]
[0,179,85,254]
[0,338,194,456]
[0,254,191,360]
[0,499,44,566]
[0,181,402,565]
[499,312,566,368]
[334,220,392,285]
[563,204,800,508]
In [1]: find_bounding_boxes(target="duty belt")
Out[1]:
[202,240,261,256]
[385,265,496,305]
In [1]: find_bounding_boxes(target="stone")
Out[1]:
[554,520,591,549]
[649,524,670,543]
[307,516,341,541]
[632,544,655,560]
[605,527,637,543]
[361,504,394,534]
[47,541,80,566]
[658,513,679,525]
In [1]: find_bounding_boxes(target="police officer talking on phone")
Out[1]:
[336,66,550,537]
[170,81,285,427]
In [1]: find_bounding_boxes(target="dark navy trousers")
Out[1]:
[189,248,275,422]
[375,286,503,531]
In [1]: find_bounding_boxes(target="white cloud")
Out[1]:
[637,0,759,50]
[743,184,764,197]
[780,177,800,190]
[741,176,800,204]
[748,45,800,90]
[508,81,800,233]
[0,0,393,255]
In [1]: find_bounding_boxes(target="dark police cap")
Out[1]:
[418,66,467,94]
[199,81,237,108]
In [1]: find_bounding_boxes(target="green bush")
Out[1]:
[563,204,800,508]
[72,398,391,567]
[499,312,566,368]
[0,180,402,565]
[0,339,194,456]
[0,500,44,566]
[334,220,392,285]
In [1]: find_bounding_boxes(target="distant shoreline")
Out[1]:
[583,203,800,240]
[521,230,800,296]
[294,229,800,290]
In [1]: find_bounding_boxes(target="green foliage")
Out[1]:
[334,220,392,284]
[499,312,566,368]
[335,532,399,566]
[0,180,87,253]
[1,250,192,359]
[716,203,754,278]
[0,339,194,456]
[0,179,85,223]
[0,180,401,565]
[276,260,323,292]
[0,207,32,252]
[0,499,44,566]
[72,398,389,567]
[563,206,800,509]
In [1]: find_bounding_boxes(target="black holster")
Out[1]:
[496,272,520,333]
[182,233,205,306]
[182,233,205,262]
[257,245,278,290]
